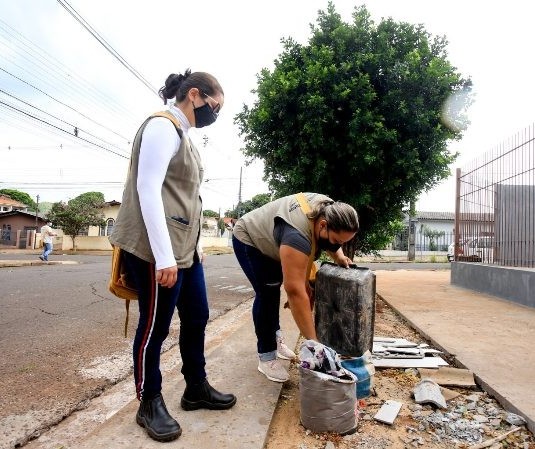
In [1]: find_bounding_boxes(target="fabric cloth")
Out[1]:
[123,250,208,400]
[299,340,347,378]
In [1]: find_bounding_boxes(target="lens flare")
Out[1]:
[441,87,472,133]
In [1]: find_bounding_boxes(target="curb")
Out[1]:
[0,260,79,268]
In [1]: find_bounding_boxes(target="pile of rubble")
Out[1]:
[360,335,534,448]
[407,391,529,447]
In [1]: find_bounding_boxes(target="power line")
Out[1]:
[0,88,129,155]
[56,0,159,97]
[0,100,129,159]
[0,106,85,147]
[0,66,132,143]
[0,17,140,122]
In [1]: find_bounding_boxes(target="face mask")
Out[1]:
[318,238,341,253]
[193,102,218,128]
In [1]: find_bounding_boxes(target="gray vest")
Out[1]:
[233,192,331,261]
[109,113,203,268]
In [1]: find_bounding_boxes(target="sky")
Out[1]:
[1,0,534,214]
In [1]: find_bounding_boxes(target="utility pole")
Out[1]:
[408,201,416,261]
[35,194,40,229]
[34,194,40,250]
[237,166,243,218]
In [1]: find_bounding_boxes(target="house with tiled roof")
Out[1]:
[0,194,28,213]
[394,211,456,251]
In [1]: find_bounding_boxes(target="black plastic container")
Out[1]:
[314,263,376,357]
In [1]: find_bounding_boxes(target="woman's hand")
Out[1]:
[156,265,178,288]
[330,248,353,268]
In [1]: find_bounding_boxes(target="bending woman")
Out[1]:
[232,192,359,382]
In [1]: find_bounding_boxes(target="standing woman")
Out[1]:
[232,192,359,383]
[110,69,236,443]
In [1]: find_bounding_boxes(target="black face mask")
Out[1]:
[318,238,341,253]
[193,102,218,128]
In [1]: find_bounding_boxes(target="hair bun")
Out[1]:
[167,74,181,88]
[158,69,193,104]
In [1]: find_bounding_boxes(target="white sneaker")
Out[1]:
[258,359,289,382]
[276,335,296,360]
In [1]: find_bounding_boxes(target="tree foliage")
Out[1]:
[226,193,272,218]
[422,224,446,251]
[0,189,37,210]
[234,3,472,254]
[46,192,105,250]
[203,209,220,218]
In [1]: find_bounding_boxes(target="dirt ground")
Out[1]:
[265,297,535,449]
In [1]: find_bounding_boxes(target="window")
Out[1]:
[1,224,11,240]
[106,218,114,236]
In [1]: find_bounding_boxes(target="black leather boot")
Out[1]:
[136,394,182,442]
[181,379,237,411]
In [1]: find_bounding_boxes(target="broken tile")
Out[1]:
[413,378,447,409]
[372,356,448,369]
[417,367,476,387]
[439,386,461,401]
[374,400,403,425]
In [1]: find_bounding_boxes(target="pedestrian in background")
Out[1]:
[110,69,236,443]
[232,192,359,382]
[39,221,57,262]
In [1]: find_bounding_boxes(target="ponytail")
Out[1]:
[308,200,359,233]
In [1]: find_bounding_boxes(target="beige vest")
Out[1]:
[233,192,331,261]
[109,113,203,268]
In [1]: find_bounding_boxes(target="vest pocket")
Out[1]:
[166,216,197,263]
[166,216,192,231]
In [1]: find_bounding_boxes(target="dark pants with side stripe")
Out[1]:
[123,251,209,400]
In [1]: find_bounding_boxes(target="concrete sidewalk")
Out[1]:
[375,269,535,434]
[26,298,300,449]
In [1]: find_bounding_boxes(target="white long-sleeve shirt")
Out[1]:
[137,104,193,270]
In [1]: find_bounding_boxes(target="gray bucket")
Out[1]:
[299,365,357,435]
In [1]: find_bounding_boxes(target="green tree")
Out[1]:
[217,218,227,236]
[235,3,472,255]
[226,193,272,218]
[203,209,220,218]
[0,189,37,210]
[46,192,105,251]
[421,225,445,251]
